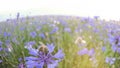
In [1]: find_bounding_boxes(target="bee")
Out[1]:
[39,42,48,54]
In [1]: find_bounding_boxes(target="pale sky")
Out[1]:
[0,0,120,21]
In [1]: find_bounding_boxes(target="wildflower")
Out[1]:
[0,41,2,46]
[59,20,68,26]
[3,32,11,37]
[50,27,59,34]
[0,60,2,63]
[30,31,37,38]
[111,45,117,52]
[93,28,99,33]
[36,26,42,31]
[18,63,25,68]
[18,58,25,68]
[64,27,71,32]
[24,41,36,49]
[41,22,47,25]
[108,34,116,45]
[5,40,10,45]
[109,34,120,53]
[78,48,95,57]
[94,16,99,20]
[88,48,95,57]
[78,48,88,56]
[19,27,25,31]
[17,12,20,20]
[25,43,64,68]
[102,46,106,52]
[12,37,19,44]
[105,57,116,65]
[39,33,46,39]
[25,41,36,46]
[0,47,3,51]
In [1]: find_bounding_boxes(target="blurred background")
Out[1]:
[0,0,120,21]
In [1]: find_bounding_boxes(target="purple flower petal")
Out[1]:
[47,43,55,53]
[48,62,58,68]
[111,45,117,52]
[54,49,64,59]
[25,57,38,61]
[88,48,95,57]
[28,47,38,56]
[78,48,88,56]
[36,62,44,68]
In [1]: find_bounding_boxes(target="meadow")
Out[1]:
[0,15,120,68]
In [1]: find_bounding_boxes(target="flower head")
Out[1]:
[102,46,106,52]
[64,27,71,32]
[39,33,46,39]
[105,57,116,65]
[78,48,95,57]
[109,34,120,53]
[0,41,2,46]
[16,12,20,20]
[50,27,59,34]
[3,32,11,37]
[78,48,88,56]
[30,31,37,38]
[25,43,64,68]
[88,48,95,57]
[18,63,25,68]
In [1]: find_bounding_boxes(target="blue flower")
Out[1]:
[25,43,64,68]
[3,32,11,37]
[19,27,25,31]
[88,48,95,57]
[64,27,71,32]
[78,48,95,57]
[12,37,19,44]
[16,12,20,20]
[50,27,59,34]
[111,45,117,52]
[108,34,116,45]
[0,41,3,51]
[30,31,37,38]
[0,47,3,51]
[36,26,42,31]
[0,60,2,63]
[25,41,36,46]
[24,41,36,49]
[47,43,55,53]
[94,16,99,19]
[5,40,10,45]
[18,63,25,68]
[0,41,2,46]
[59,20,68,26]
[109,34,120,53]
[39,33,46,39]
[105,57,116,65]
[78,48,88,56]
[102,46,106,52]
[18,58,25,68]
